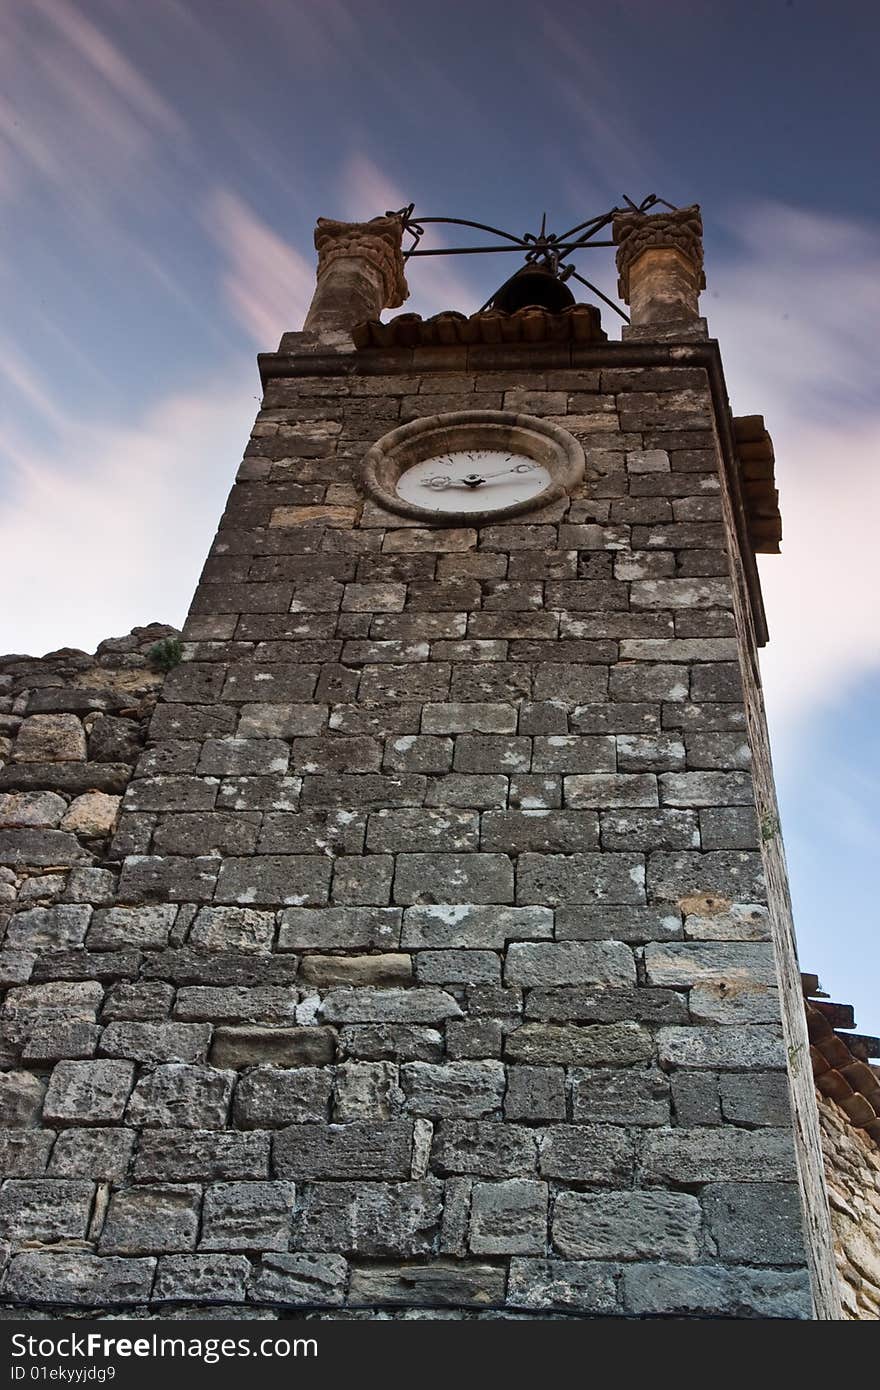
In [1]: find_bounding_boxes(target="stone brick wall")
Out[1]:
[819,1095,880,1318]
[0,626,178,947]
[711,405,842,1320]
[0,342,825,1317]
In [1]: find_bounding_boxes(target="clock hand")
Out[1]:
[421,464,538,491]
[478,462,539,480]
[422,473,487,489]
[422,457,538,490]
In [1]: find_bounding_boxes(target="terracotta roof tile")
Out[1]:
[804,974,880,1146]
[351,303,607,351]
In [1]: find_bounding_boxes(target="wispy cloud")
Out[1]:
[31,0,183,136]
[707,201,880,732]
[711,200,880,422]
[0,0,186,206]
[204,189,316,346]
[0,337,74,441]
[255,0,361,66]
[337,154,485,318]
[538,10,662,207]
[756,416,880,735]
[0,369,254,656]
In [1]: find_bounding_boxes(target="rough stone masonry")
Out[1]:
[0,203,842,1318]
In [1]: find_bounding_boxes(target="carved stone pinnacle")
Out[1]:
[612,204,706,302]
[314,213,409,311]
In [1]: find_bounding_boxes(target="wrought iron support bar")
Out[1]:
[381,194,677,322]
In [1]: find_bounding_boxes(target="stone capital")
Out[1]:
[612,204,706,303]
[314,213,409,311]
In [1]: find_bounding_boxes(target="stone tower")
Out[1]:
[0,202,842,1319]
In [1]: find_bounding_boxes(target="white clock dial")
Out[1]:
[396,450,551,513]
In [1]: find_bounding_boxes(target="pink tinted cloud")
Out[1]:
[711,201,880,417]
[0,339,74,457]
[31,0,184,136]
[0,0,186,211]
[708,202,880,729]
[0,368,254,656]
[756,416,880,736]
[337,154,480,317]
[205,189,316,345]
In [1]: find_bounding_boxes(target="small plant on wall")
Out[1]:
[148,637,183,672]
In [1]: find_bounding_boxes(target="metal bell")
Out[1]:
[488,262,576,314]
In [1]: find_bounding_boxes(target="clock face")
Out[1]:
[359,409,585,523]
[396,449,552,514]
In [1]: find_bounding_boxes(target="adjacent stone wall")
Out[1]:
[819,1096,880,1319]
[0,345,819,1318]
[712,410,841,1318]
[0,627,179,962]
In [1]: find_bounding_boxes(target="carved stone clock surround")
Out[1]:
[358,409,586,525]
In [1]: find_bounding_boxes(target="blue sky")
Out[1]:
[1,0,878,1029]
